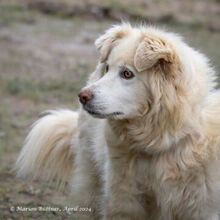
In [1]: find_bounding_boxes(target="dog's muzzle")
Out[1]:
[78,88,94,105]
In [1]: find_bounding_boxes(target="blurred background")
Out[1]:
[0,0,220,219]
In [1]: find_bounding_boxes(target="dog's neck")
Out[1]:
[106,109,202,155]
[105,112,216,170]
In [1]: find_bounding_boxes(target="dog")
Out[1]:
[16,23,220,220]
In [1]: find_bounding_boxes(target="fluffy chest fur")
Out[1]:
[99,117,220,220]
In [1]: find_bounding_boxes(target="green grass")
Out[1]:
[0,75,81,101]
[0,2,37,27]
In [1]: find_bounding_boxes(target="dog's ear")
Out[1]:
[95,24,131,62]
[134,34,179,73]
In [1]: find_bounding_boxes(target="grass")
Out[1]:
[0,1,37,27]
[0,72,88,102]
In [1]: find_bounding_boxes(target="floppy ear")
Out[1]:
[95,24,131,62]
[134,35,179,73]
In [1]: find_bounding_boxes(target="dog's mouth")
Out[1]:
[88,110,123,118]
[84,106,123,118]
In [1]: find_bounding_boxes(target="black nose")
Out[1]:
[78,89,93,105]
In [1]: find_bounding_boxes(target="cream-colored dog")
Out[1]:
[16,24,220,220]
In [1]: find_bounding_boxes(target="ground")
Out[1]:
[0,0,220,219]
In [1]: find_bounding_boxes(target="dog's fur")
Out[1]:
[15,24,220,220]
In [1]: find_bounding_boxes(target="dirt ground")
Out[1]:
[0,0,220,219]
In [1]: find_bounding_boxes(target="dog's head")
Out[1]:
[78,24,215,125]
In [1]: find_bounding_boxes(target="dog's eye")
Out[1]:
[120,69,134,79]
[105,64,109,73]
